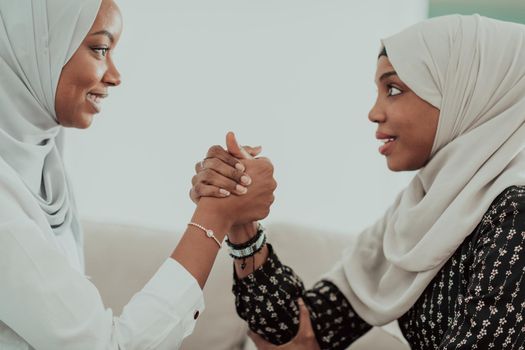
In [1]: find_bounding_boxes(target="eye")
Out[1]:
[92,47,109,57]
[387,85,402,97]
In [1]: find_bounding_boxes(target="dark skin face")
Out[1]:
[369,56,440,171]
[55,0,123,128]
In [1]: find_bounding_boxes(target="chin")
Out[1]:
[387,162,404,172]
[386,157,419,172]
[70,113,94,129]
[59,117,93,129]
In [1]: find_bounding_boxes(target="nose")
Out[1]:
[103,58,121,87]
[368,98,385,124]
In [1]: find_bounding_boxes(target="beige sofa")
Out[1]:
[84,221,410,350]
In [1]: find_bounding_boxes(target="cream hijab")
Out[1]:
[328,14,525,325]
[0,0,101,266]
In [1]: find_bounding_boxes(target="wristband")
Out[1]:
[226,223,267,259]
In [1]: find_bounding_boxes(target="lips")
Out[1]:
[86,92,108,113]
[376,131,398,155]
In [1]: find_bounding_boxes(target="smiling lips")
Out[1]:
[86,92,107,113]
[376,131,397,155]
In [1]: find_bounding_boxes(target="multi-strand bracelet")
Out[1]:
[225,222,267,269]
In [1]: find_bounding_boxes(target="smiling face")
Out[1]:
[369,55,440,171]
[54,0,122,129]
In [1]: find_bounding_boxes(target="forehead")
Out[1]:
[89,0,122,37]
[375,56,395,82]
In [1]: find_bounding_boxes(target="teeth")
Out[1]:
[87,93,100,104]
[381,138,396,144]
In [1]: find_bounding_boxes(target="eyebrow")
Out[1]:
[379,71,397,82]
[90,30,114,43]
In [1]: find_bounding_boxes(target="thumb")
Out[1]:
[295,298,316,339]
[226,131,253,159]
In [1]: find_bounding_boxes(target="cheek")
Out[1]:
[65,61,104,94]
[55,59,104,125]
[403,112,438,165]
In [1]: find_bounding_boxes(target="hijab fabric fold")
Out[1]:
[0,0,101,267]
[328,14,525,325]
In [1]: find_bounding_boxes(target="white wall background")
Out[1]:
[64,0,428,235]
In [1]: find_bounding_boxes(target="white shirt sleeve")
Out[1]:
[0,217,204,350]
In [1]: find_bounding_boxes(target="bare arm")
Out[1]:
[171,202,232,289]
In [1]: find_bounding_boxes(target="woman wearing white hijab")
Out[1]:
[0,0,276,349]
[192,14,525,349]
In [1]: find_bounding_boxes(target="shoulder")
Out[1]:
[481,185,525,224]
[472,185,525,254]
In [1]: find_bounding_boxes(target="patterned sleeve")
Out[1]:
[232,244,372,349]
[440,190,525,349]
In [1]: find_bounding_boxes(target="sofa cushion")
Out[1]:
[83,221,408,349]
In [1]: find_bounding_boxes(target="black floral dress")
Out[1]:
[233,186,525,349]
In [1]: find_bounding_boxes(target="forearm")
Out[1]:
[171,199,232,289]
[304,281,372,349]
[233,244,305,344]
[232,245,371,349]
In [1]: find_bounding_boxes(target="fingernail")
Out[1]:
[298,298,304,306]
[219,189,230,196]
[236,184,247,194]
[241,175,251,185]
[235,163,245,171]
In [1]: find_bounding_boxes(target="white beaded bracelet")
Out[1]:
[188,222,222,248]
[227,229,267,259]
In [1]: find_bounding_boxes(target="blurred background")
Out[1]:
[430,0,525,23]
[64,0,524,235]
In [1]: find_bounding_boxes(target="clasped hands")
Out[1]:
[189,132,320,350]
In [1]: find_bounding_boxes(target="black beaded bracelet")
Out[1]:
[225,222,264,250]
[228,233,267,260]
[231,233,267,270]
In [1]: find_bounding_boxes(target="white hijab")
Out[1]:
[0,0,101,267]
[328,14,525,325]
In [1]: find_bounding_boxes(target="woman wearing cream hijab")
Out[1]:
[193,14,525,349]
[0,0,276,349]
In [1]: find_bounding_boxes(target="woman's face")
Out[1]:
[55,0,122,129]
[369,56,440,171]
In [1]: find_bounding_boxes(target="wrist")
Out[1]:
[228,222,258,244]
[193,199,234,241]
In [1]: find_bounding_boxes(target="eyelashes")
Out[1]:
[92,47,109,57]
[387,84,402,97]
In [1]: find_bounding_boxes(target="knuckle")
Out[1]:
[207,157,219,169]
[260,160,273,174]
[202,169,213,181]
[194,184,203,195]
[207,145,222,157]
